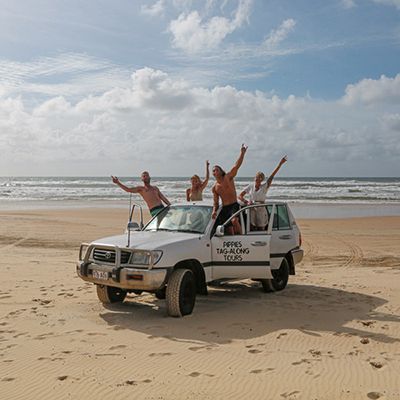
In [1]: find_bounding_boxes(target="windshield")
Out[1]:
[144,205,212,234]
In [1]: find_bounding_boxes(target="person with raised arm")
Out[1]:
[238,155,287,230]
[111,171,170,217]
[186,160,210,201]
[212,144,248,235]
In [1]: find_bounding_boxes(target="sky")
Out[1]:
[0,0,399,177]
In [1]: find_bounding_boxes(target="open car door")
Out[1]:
[210,205,275,280]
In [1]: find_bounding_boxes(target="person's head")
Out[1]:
[190,174,201,188]
[141,171,151,184]
[254,171,265,185]
[212,165,226,179]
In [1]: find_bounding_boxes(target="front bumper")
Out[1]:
[291,248,304,265]
[76,261,168,291]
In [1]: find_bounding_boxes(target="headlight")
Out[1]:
[79,244,89,261]
[131,251,150,265]
[130,250,163,265]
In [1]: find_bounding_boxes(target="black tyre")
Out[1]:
[154,287,166,300]
[96,285,127,303]
[261,258,289,293]
[166,269,196,317]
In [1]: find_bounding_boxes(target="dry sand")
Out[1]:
[0,208,399,400]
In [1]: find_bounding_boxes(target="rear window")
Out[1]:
[267,205,291,230]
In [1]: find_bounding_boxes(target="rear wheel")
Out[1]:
[261,258,289,292]
[96,285,127,303]
[166,269,196,317]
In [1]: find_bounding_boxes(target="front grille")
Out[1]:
[93,248,131,264]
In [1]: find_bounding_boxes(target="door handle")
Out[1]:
[251,241,267,246]
[279,235,292,240]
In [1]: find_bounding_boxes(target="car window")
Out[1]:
[145,206,212,234]
[267,205,291,231]
[245,205,269,234]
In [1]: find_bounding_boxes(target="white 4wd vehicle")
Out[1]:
[77,202,303,317]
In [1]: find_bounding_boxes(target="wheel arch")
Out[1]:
[173,259,207,295]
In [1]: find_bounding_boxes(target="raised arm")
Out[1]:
[228,144,248,178]
[200,160,210,190]
[238,190,248,205]
[157,188,171,206]
[212,186,220,219]
[111,176,141,193]
[266,155,287,187]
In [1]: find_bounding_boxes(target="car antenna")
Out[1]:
[127,193,135,247]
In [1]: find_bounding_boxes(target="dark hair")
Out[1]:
[213,165,226,177]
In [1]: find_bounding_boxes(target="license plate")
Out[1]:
[92,270,108,280]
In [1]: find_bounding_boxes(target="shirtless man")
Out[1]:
[111,171,171,217]
[212,144,248,234]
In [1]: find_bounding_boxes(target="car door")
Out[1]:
[210,205,273,280]
[268,204,298,270]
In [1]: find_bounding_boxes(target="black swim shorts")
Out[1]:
[216,202,240,227]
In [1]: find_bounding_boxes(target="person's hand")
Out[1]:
[212,211,217,219]
[111,175,119,184]
[280,155,288,165]
[241,143,248,154]
[206,160,210,168]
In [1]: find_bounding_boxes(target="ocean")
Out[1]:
[1,177,400,218]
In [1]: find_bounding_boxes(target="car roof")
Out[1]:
[169,201,289,207]
[170,201,213,207]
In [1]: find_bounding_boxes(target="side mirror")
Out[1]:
[215,225,225,237]
[127,221,140,231]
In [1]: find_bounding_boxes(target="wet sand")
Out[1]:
[0,208,399,399]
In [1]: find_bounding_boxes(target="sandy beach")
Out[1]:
[0,208,399,400]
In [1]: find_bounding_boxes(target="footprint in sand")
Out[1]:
[86,332,107,336]
[149,352,173,357]
[121,378,152,386]
[359,320,376,327]
[2,377,15,382]
[248,349,262,354]
[250,368,274,374]
[57,376,68,381]
[367,392,384,399]
[280,390,301,399]
[309,349,322,357]
[109,345,127,350]
[369,361,384,369]
[189,344,216,352]
[188,372,214,378]
[277,332,288,339]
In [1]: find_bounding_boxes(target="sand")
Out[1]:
[0,208,399,400]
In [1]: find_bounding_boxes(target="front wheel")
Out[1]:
[166,269,196,317]
[96,285,127,303]
[261,258,289,292]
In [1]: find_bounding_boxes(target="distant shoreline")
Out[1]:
[1,199,400,219]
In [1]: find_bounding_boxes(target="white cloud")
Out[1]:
[169,0,252,53]
[341,0,357,9]
[263,19,296,49]
[372,0,400,9]
[342,74,400,105]
[1,67,399,176]
[0,53,132,99]
[141,0,165,17]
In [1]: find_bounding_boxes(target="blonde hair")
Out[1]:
[191,174,201,182]
[255,171,265,181]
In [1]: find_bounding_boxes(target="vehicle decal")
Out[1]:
[214,240,251,262]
